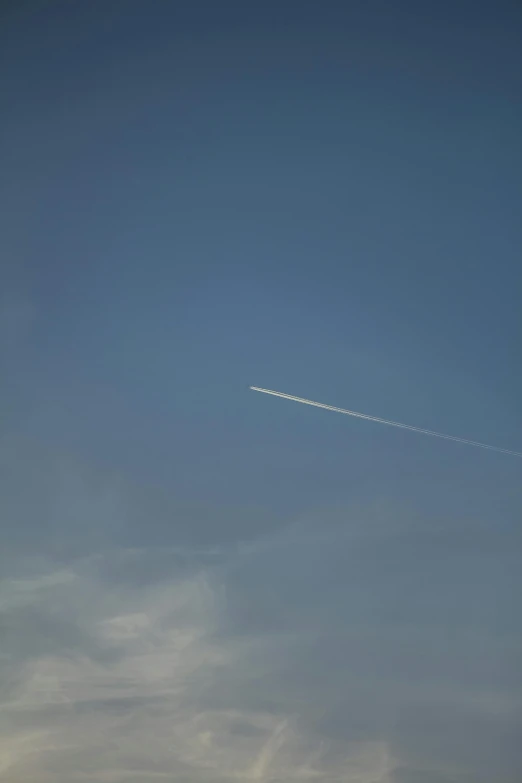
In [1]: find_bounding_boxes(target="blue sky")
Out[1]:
[1,2,521,781]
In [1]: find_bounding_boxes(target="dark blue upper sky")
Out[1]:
[1,2,521,781]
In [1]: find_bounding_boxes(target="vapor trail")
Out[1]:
[250,386,522,458]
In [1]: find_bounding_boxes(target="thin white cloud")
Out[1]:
[0,554,393,783]
[1,454,520,783]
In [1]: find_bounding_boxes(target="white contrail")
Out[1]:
[250,386,522,458]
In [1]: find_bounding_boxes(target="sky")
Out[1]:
[1,1,521,781]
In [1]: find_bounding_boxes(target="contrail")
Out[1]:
[250,386,522,458]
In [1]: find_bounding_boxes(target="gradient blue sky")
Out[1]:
[1,2,521,781]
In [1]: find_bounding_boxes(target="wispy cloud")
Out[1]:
[1,455,520,782]
[0,550,392,782]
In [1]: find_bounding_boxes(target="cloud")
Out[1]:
[220,518,522,782]
[0,550,393,782]
[0,456,520,782]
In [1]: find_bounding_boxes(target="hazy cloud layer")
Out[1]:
[0,549,391,782]
[1,458,521,782]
